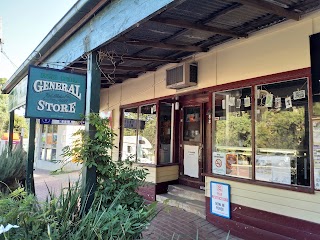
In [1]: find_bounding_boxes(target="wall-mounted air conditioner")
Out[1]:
[166,62,198,89]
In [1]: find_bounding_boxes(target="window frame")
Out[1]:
[205,69,314,193]
[120,102,158,165]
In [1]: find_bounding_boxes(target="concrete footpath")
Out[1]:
[34,169,240,240]
[34,168,81,201]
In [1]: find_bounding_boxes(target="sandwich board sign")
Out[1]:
[25,66,86,120]
[210,181,231,219]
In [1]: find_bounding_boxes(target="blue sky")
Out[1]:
[0,0,78,79]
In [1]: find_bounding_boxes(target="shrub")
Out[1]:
[0,147,26,192]
[0,113,156,239]
[0,183,156,239]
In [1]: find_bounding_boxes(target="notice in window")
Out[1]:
[212,152,226,175]
[313,119,320,190]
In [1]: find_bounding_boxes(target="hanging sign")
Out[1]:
[25,66,86,120]
[293,90,305,100]
[210,181,231,219]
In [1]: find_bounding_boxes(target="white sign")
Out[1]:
[285,96,292,109]
[184,145,199,178]
[255,155,291,185]
[293,90,306,100]
[313,119,320,190]
[212,152,226,175]
[210,181,231,219]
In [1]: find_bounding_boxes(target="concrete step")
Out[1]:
[156,193,206,219]
[167,184,205,202]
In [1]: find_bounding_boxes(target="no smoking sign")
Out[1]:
[212,152,226,175]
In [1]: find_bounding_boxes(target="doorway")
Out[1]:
[179,94,210,188]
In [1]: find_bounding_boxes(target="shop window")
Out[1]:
[121,105,157,164]
[184,107,201,142]
[159,102,174,164]
[213,88,252,179]
[40,124,58,161]
[255,78,310,186]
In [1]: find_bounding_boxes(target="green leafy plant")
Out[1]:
[0,113,156,239]
[0,147,27,192]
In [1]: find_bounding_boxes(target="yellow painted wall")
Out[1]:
[156,165,179,183]
[100,11,320,223]
[133,164,156,183]
[205,176,320,224]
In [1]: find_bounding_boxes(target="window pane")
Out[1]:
[184,107,201,142]
[255,78,310,186]
[138,105,157,164]
[122,108,138,161]
[159,103,173,164]
[213,88,252,179]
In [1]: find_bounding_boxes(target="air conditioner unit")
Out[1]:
[166,62,198,89]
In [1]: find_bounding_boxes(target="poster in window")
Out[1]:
[285,97,292,109]
[293,90,305,100]
[274,97,282,109]
[222,100,226,110]
[255,155,291,184]
[229,97,235,107]
[255,155,272,182]
[226,153,238,175]
[184,145,199,178]
[265,94,273,108]
[313,119,320,190]
[271,156,291,185]
[244,97,251,107]
[236,99,241,109]
[212,152,226,175]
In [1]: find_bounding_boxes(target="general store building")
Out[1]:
[3,0,320,239]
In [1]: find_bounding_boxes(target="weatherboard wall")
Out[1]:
[100,11,320,224]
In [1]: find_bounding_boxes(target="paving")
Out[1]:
[143,203,241,240]
[33,169,240,240]
[34,168,81,201]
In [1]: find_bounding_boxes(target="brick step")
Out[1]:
[156,193,206,218]
[167,184,205,202]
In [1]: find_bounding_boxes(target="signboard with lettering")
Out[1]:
[25,66,86,120]
[124,118,145,129]
[39,118,85,125]
[8,77,27,112]
[210,181,231,219]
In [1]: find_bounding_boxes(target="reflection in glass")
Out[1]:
[213,88,252,179]
[138,105,157,164]
[184,107,201,142]
[122,108,138,161]
[159,103,173,164]
[255,78,310,186]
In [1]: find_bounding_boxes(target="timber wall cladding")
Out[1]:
[205,198,320,240]
[156,165,179,183]
[205,177,320,224]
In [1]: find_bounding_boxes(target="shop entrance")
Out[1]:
[179,94,210,188]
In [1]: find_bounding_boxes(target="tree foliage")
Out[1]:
[0,78,9,137]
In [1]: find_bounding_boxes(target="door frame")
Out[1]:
[178,92,211,187]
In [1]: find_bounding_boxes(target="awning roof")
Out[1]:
[3,0,320,92]
[70,0,320,88]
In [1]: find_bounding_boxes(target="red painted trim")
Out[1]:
[203,173,314,193]
[205,197,320,240]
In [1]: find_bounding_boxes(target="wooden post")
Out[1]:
[82,51,100,212]
[8,110,14,151]
[26,118,36,194]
